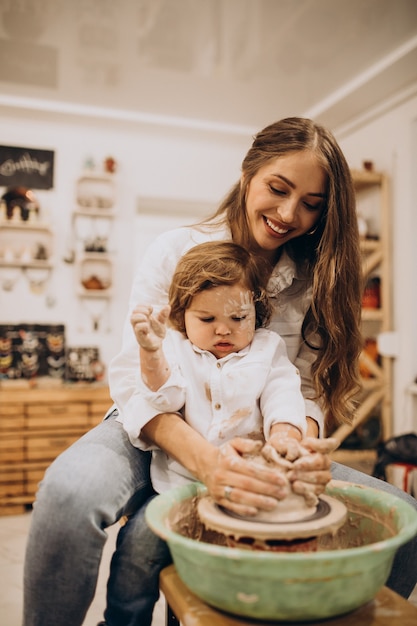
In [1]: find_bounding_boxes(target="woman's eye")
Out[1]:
[270,186,285,196]
[303,201,322,211]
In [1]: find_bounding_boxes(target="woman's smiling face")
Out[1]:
[244,150,327,260]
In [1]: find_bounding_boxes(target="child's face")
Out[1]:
[184,283,256,359]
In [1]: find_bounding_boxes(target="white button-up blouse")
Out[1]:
[108,221,324,462]
[123,327,307,492]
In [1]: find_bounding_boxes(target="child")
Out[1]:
[129,241,307,492]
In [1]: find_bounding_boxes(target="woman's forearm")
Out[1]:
[141,412,218,484]
[141,413,319,487]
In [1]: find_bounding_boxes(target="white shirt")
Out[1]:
[123,328,307,492]
[109,222,325,450]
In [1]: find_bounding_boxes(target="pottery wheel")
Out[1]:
[197,494,347,541]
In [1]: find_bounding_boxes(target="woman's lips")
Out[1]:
[264,216,290,235]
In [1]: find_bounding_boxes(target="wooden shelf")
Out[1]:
[0,385,112,515]
[71,173,116,314]
[76,172,115,210]
[0,220,53,272]
[0,259,53,270]
[0,221,52,232]
[351,169,384,190]
[331,170,391,445]
[73,208,115,219]
[331,448,378,479]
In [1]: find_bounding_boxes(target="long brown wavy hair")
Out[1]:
[204,117,363,426]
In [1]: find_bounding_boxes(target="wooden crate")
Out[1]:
[0,384,111,513]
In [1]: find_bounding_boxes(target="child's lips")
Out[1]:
[215,342,233,350]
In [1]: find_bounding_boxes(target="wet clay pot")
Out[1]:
[145,480,417,622]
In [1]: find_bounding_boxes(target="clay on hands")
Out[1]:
[130,304,170,351]
[245,437,337,509]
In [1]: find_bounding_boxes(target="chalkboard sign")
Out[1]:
[0,145,54,190]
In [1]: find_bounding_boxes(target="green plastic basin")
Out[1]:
[146,480,417,622]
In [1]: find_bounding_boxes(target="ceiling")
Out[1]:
[0,0,417,133]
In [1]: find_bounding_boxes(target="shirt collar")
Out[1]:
[269,249,300,292]
[190,343,251,361]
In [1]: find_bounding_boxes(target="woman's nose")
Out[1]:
[277,198,298,223]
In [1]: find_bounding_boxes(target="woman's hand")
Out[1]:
[130,304,170,351]
[199,435,336,517]
[268,435,336,502]
[200,437,291,517]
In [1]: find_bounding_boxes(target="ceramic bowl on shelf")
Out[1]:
[146,480,417,622]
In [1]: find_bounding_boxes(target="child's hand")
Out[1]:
[130,305,170,351]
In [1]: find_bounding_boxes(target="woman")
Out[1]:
[23,118,417,626]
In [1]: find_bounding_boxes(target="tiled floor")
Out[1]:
[1,510,416,626]
[0,512,166,626]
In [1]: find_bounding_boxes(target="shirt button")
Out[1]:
[217,362,221,368]
[214,403,221,410]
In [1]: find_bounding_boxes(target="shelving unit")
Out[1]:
[331,169,392,449]
[79,252,113,295]
[0,218,54,292]
[0,221,53,270]
[68,170,116,330]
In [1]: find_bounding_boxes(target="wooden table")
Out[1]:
[160,564,417,626]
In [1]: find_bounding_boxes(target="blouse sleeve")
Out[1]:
[123,363,187,450]
[260,334,308,439]
[108,229,189,446]
[294,338,325,436]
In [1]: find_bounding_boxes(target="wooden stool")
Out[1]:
[160,564,417,626]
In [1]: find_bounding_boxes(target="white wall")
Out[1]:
[0,108,249,372]
[338,92,417,433]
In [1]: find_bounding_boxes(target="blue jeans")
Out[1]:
[23,414,417,626]
[23,413,171,626]
[331,461,417,598]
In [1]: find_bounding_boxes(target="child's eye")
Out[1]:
[232,315,247,322]
[200,317,214,323]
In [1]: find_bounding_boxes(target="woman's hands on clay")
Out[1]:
[130,304,170,352]
[202,437,291,517]
[203,435,336,517]
[268,435,335,503]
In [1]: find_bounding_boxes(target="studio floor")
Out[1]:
[0,512,166,626]
[1,510,416,626]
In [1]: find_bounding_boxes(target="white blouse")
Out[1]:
[108,221,325,457]
[123,328,307,492]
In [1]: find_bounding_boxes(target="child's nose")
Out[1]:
[215,323,231,335]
